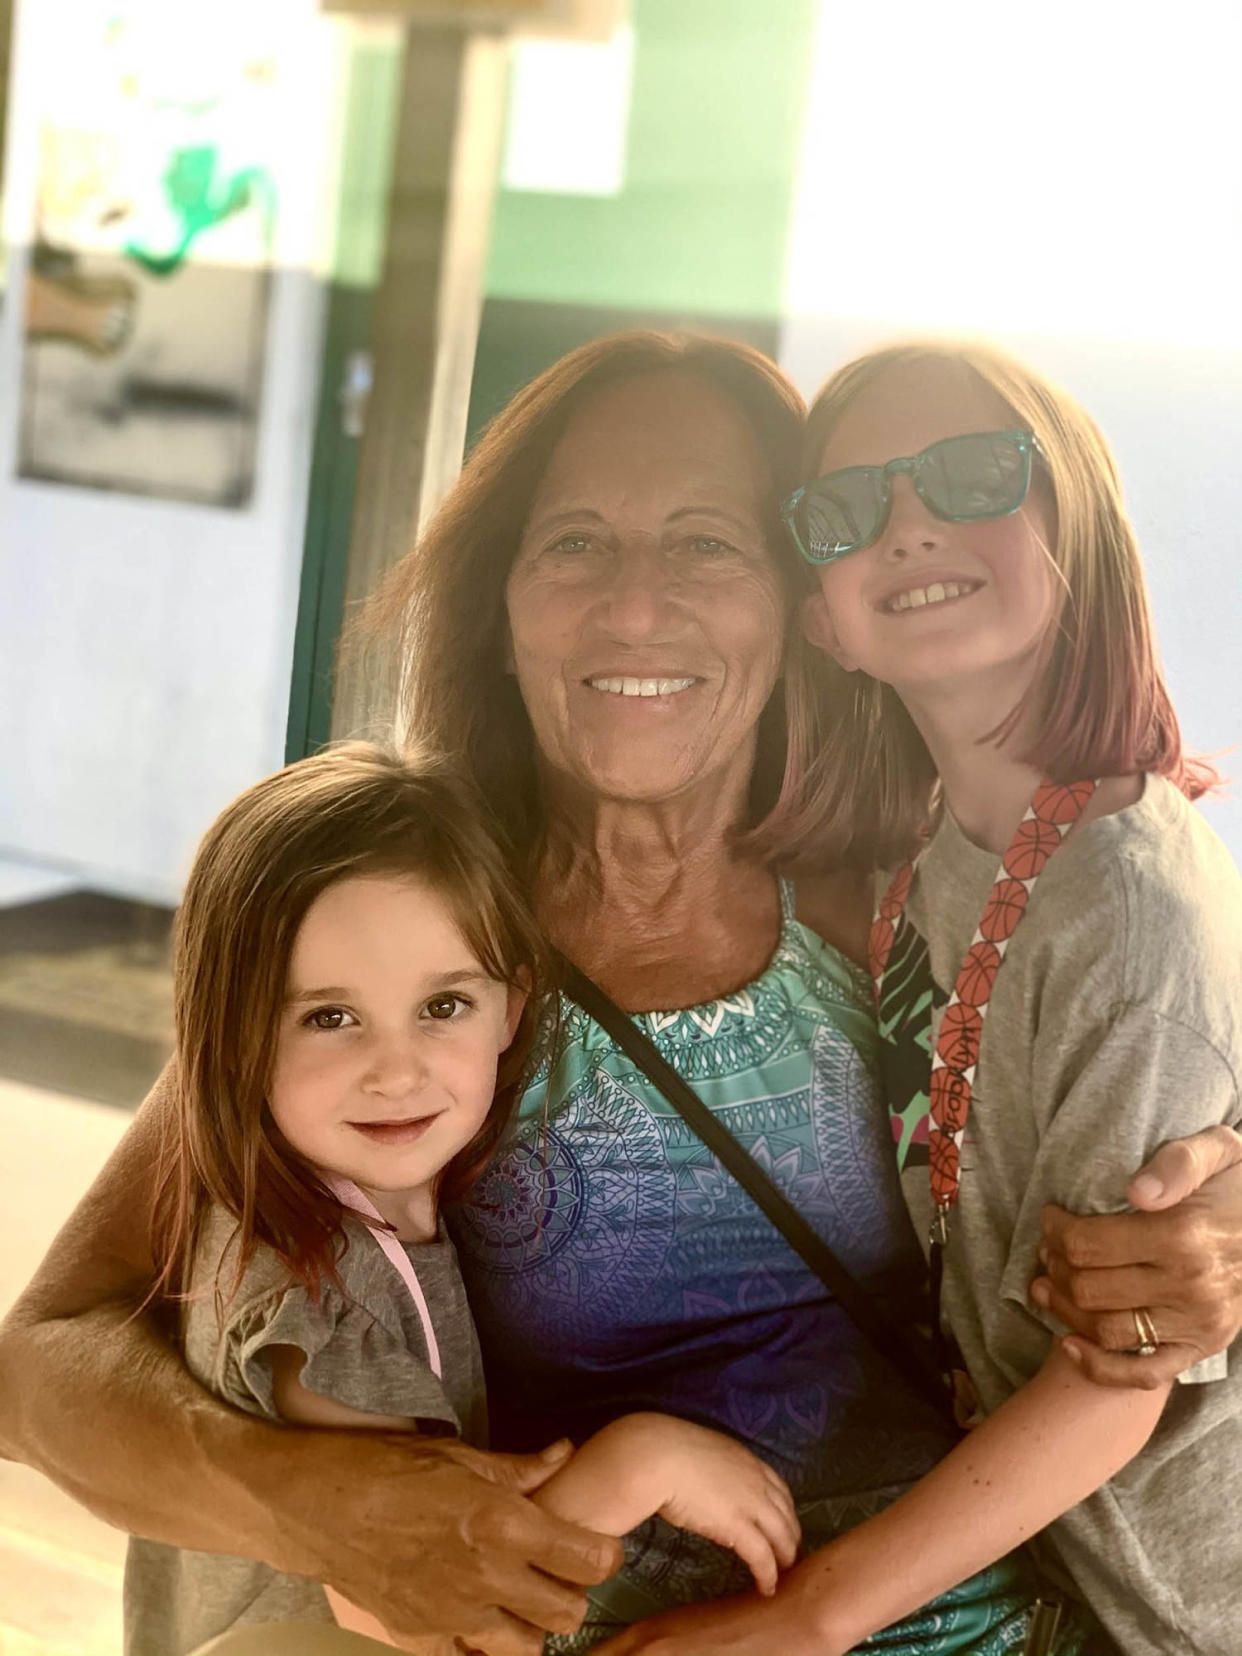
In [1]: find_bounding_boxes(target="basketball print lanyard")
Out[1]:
[870,778,1097,1254]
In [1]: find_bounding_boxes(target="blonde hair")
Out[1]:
[151,742,548,1302]
[764,338,1217,869]
[352,330,818,867]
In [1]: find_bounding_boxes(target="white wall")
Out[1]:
[0,1,341,906]
[781,0,1242,862]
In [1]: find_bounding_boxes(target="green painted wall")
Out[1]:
[331,39,403,289]
[286,35,402,761]
[485,0,817,319]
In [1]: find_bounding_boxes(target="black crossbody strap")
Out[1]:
[557,957,955,1428]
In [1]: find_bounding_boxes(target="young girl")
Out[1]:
[123,742,799,1656]
[600,342,1241,1656]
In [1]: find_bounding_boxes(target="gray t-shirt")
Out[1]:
[124,1207,486,1656]
[885,775,1242,1654]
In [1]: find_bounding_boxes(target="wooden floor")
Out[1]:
[0,1080,131,1655]
[0,889,173,1111]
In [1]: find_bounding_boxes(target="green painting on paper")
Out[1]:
[20,0,284,506]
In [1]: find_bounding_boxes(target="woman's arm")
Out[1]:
[596,1345,1168,1656]
[0,1068,620,1656]
[1034,1126,1242,1385]
[266,1344,445,1652]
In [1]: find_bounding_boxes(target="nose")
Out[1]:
[361,1030,428,1101]
[596,539,684,641]
[877,474,947,562]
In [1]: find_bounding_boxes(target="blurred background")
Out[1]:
[0,1,1238,1649]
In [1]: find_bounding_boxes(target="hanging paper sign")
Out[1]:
[18,0,286,506]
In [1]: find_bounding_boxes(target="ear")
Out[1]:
[502,973,529,1047]
[801,591,859,673]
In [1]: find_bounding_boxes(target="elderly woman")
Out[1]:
[1,333,1240,1656]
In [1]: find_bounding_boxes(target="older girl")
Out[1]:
[606,341,1241,1654]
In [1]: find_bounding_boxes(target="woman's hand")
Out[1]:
[1032,1125,1242,1386]
[594,1583,839,1656]
[300,1432,619,1655]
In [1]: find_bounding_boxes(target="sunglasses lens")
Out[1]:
[797,468,886,563]
[919,431,1030,520]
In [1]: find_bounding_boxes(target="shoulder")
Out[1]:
[1011,779,1242,1086]
[792,863,872,967]
[182,1207,294,1354]
[185,1207,387,1320]
[182,1210,388,1388]
[1049,780,1240,990]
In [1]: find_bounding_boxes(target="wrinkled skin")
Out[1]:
[1033,1125,1242,1386]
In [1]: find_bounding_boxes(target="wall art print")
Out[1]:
[19,5,281,506]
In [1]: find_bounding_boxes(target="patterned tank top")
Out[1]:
[449,881,954,1522]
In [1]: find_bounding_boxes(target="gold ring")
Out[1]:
[1132,1306,1160,1356]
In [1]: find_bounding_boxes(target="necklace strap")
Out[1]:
[323,1175,442,1379]
[872,779,1097,1226]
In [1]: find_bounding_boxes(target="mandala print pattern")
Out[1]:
[464,1069,677,1341]
[453,881,1036,1652]
[809,1020,923,1279]
[461,1130,585,1268]
[872,780,1096,1217]
[640,981,793,1081]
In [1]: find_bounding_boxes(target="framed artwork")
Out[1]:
[18,4,281,506]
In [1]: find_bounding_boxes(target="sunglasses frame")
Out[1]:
[782,427,1039,567]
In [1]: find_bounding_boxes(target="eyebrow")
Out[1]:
[527,505,756,534]
[665,505,756,533]
[523,507,606,535]
[285,969,491,1005]
[286,986,352,1005]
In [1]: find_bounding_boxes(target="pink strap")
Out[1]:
[323,1175,442,1379]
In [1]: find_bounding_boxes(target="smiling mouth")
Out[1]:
[348,1117,441,1145]
[584,676,700,697]
[882,580,982,614]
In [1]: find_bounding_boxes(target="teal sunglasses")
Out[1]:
[782,428,1039,566]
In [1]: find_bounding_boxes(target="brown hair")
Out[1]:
[354,330,816,865]
[765,337,1219,869]
[151,742,547,1304]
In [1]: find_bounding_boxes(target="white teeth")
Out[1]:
[588,676,697,697]
[887,581,976,614]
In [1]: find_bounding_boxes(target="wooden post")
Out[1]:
[330,23,506,738]
[322,0,621,737]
